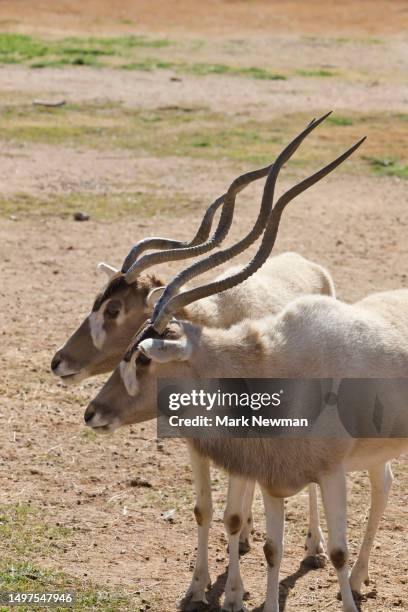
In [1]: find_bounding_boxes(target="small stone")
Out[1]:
[161,509,176,522]
[129,477,152,488]
[73,212,90,221]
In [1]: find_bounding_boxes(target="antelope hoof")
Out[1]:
[222,604,247,612]
[180,576,211,611]
[239,537,251,555]
[304,530,326,558]
[262,604,279,612]
[222,589,246,612]
[302,553,328,569]
[350,564,370,593]
[183,600,209,612]
[179,593,209,611]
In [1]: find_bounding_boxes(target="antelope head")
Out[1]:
[84,319,196,431]
[51,152,280,384]
[50,267,166,383]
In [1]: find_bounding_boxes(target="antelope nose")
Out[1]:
[51,352,62,372]
[84,403,96,424]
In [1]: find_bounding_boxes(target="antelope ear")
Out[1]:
[139,337,192,363]
[146,286,166,309]
[97,262,118,278]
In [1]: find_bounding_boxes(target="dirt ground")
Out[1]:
[0,2,408,611]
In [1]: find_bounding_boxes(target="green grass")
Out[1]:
[0,33,287,81]
[0,103,404,168]
[1,104,407,208]
[0,190,196,220]
[0,504,132,611]
[327,115,354,126]
[296,68,337,77]
[121,58,286,80]
[0,503,71,557]
[120,58,174,71]
[366,156,408,179]
[186,62,286,80]
[0,102,288,164]
[0,32,173,66]
[302,35,383,46]
[31,56,103,68]
[0,562,131,611]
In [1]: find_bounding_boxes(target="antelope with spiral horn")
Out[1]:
[83,128,378,611]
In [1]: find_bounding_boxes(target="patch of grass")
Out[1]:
[186,62,286,80]
[0,504,132,610]
[327,116,353,126]
[303,35,383,46]
[1,103,406,182]
[296,68,336,77]
[80,427,97,440]
[121,58,286,80]
[56,34,172,55]
[0,503,71,557]
[0,190,196,220]
[366,156,408,179]
[3,124,111,144]
[0,32,173,66]
[366,38,383,45]
[31,56,103,68]
[0,32,287,81]
[0,562,131,611]
[121,58,174,71]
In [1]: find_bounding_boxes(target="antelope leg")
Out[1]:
[184,443,213,606]
[319,467,358,612]
[260,487,285,612]
[350,462,393,593]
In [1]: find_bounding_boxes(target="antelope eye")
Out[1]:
[105,300,121,319]
[136,352,151,366]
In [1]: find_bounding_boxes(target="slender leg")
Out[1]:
[184,443,213,606]
[239,480,256,554]
[304,483,327,565]
[319,468,358,612]
[350,462,393,593]
[223,475,248,612]
[260,487,285,612]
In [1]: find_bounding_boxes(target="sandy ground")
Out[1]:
[1,0,408,37]
[1,2,408,611]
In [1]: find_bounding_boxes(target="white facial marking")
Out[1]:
[87,412,121,433]
[59,370,88,385]
[52,345,88,382]
[120,357,139,397]
[89,306,107,350]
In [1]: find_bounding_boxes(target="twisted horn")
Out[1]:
[121,119,315,284]
[152,135,365,333]
[150,112,332,329]
[124,165,273,283]
[123,120,318,280]
[121,193,225,273]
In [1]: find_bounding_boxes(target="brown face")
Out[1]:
[51,271,163,384]
[84,351,157,431]
[84,320,194,432]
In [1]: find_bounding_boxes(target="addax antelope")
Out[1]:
[52,116,339,580]
[83,129,374,611]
